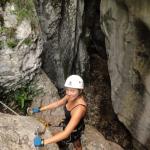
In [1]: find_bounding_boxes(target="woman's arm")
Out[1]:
[40,95,69,112]
[43,105,86,145]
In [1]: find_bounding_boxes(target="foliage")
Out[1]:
[0,83,42,113]
[1,0,38,28]
[11,0,38,28]
[0,0,8,6]
[24,38,32,46]
[7,38,18,48]
[0,41,3,49]
[14,84,41,109]
[0,27,6,34]
[0,27,18,48]
[0,27,15,37]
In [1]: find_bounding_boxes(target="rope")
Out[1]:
[0,103,62,135]
[0,102,50,149]
[27,107,53,134]
[0,101,20,116]
[0,101,49,132]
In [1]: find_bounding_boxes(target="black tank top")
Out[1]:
[63,104,86,131]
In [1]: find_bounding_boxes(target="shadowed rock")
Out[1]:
[101,0,150,149]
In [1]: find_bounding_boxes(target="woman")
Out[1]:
[33,75,87,150]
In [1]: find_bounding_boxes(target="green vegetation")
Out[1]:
[14,83,41,109]
[15,0,34,21]
[24,38,32,46]
[0,83,42,114]
[0,0,38,28]
[0,0,8,6]
[12,0,38,28]
[0,41,3,49]
[0,27,15,37]
[0,0,39,49]
[6,38,18,48]
[0,27,18,48]
[0,27,6,34]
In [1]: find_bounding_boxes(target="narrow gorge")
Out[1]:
[0,0,150,150]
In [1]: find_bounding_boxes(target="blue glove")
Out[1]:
[32,107,40,113]
[34,135,44,147]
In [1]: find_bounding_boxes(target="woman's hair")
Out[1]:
[78,89,87,100]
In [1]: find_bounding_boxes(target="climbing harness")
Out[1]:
[0,101,19,115]
[27,107,64,135]
[62,122,85,144]
[28,107,66,149]
[27,107,50,135]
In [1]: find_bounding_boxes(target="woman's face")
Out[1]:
[66,88,80,101]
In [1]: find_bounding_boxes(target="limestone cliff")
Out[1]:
[36,0,89,89]
[0,70,123,150]
[101,0,150,149]
[1,0,150,149]
[0,1,42,89]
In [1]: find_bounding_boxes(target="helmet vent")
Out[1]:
[69,81,72,85]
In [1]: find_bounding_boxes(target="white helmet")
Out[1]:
[64,75,84,89]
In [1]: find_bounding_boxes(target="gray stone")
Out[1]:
[0,2,43,90]
[36,0,88,88]
[100,0,150,149]
[0,113,59,150]
[82,125,124,150]
[0,70,123,150]
[3,3,17,28]
[31,70,64,126]
[16,20,31,40]
[0,113,123,150]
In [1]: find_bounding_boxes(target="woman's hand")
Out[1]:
[27,107,41,115]
[34,135,44,147]
[32,107,41,113]
[43,105,86,145]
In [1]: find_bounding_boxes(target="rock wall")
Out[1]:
[31,69,64,126]
[35,0,89,89]
[0,112,124,150]
[0,70,123,150]
[0,1,42,89]
[0,113,59,150]
[100,0,150,149]
[82,0,133,149]
[1,0,150,149]
[36,0,133,149]
[30,70,125,150]
[82,125,124,150]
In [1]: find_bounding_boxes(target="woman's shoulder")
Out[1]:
[77,96,87,106]
[70,102,87,118]
[71,98,87,113]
